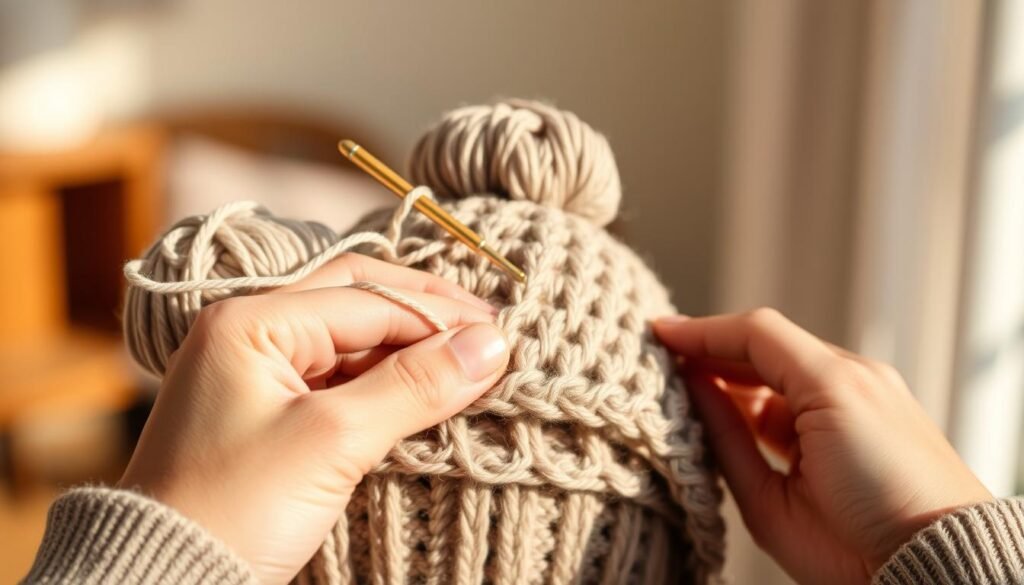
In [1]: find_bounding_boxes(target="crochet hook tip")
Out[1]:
[338,139,360,158]
[338,139,529,285]
[480,242,528,284]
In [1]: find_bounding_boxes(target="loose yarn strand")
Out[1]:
[348,281,448,333]
[124,187,448,331]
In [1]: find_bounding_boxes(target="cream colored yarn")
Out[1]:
[410,99,621,228]
[123,187,444,374]
[123,100,725,585]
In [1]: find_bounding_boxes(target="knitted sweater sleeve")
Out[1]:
[23,487,255,585]
[873,497,1024,584]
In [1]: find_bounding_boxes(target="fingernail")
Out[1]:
[448,323,509,381]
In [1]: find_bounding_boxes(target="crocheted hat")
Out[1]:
[123,100,725,585]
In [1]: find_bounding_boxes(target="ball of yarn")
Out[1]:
[409,99,622,227]
[124,201,337,375]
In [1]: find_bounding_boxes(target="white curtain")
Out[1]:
[948,0,1024,498]
[715,1,992,582]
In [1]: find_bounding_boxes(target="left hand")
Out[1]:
[119,254,510,583]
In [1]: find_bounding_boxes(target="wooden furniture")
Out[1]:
[0,125,164,428]
[0,109,372,481]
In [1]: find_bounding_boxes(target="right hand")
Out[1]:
[654,309,992,585]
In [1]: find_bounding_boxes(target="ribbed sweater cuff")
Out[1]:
[23,487,255,585]
[873,497,1024,585]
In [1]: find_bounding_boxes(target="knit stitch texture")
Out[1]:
[122,100,726,584]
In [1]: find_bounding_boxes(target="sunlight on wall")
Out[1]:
[950,0,1024,496]
[0,21,148,152]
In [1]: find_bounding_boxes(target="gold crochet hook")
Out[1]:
[338,139,527,284]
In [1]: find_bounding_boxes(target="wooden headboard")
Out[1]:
[157,106,385,168]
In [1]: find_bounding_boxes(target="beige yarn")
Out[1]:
[410,99,621,227]
[123,187,444,374]
[123,100,725,585]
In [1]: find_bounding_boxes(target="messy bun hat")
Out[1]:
[123,99,725,584]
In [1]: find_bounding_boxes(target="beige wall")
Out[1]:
[131,0,728,313]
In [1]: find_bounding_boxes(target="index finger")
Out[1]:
[198,286,495,381]
[273,253,496,313]
[653,308,836,411]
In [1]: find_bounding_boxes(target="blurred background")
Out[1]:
[0,1,1021,583]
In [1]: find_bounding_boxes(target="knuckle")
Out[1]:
[827,362,859,388]
[826,361,877,398]
[335,251,359,269]
[873,361,905,387]
[192,296,252,338]
[745,307,785,330]
[335,252,365,279]
[196,296,247,325]
[390,352,450,411]
[189,296,283,357]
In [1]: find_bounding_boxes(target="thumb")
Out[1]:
[333,323,509,449]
